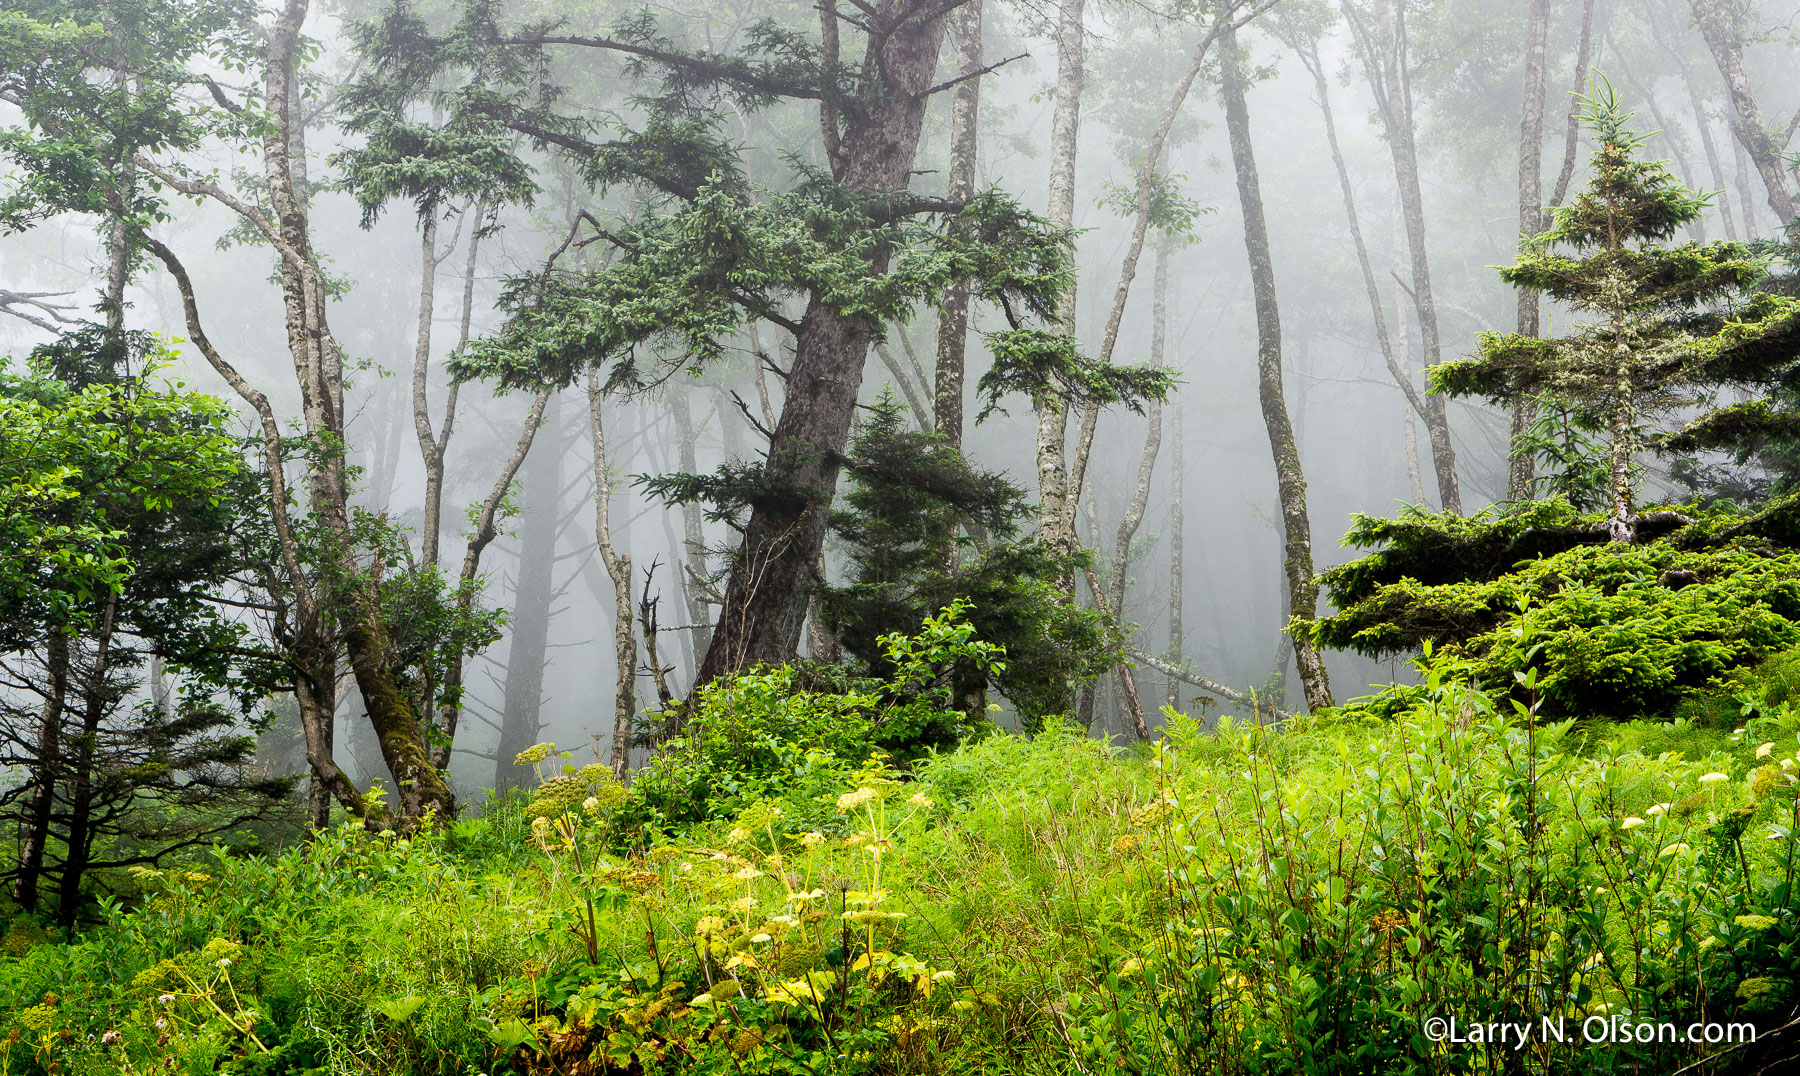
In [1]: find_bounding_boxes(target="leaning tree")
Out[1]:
[406,0,1167,694]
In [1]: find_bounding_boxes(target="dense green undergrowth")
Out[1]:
[4,652,1800,1076]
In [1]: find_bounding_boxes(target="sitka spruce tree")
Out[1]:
[1305,87,1800,720]
[396,0,1169,690]
[1430,81,1800,541]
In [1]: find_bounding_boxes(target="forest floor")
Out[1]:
[3,666,1799,1076]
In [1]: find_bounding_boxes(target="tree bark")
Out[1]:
[55,596,116,929]
[694,1,951,685]
[1166,398,1184,712]
[265,0,454,821]
[589,371,639,775]
[1510,0,1550,500]
[1101,241,1169,740]
[669,392,715,658]
[1342,0,1460,515]
[1034,0,1084,565]
[495,394,562,790]
[12,631,69,910]
[934,0,982,451]
[1298,40,1440,493]
[1689,0,1798,224]
[1219,25,1333,713]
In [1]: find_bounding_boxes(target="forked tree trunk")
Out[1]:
[694,2,952,684]
[1219,25,1332,713]
[1066,5,1257,516]
[1342,0,1460,515]
[296,650,358,828]
[1689,0,1798,224]
[12,631,69,911]
[434,387,551,771]
[264,0,454,821]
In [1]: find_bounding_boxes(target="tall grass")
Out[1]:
[2,663,1796,1075]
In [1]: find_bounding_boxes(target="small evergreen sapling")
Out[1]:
[1430,82,1798,540]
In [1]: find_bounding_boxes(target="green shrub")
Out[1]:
[614,604,1002,836]
[1312,502,1800,718]
[6,649,1799,1076]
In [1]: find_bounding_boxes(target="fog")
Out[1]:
[4,0,1797,799]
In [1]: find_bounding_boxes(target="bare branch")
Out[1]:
[924,51,1028,96]
[1126,647,1296,721]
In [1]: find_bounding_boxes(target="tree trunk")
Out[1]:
[1343,0,1460,515]
[934,0,982,451]
[1547,0,1600,210]
[1606,386,1637,542]
[1065,10,1243,517]
[412,201,463,571]
[296,651,359,828]
[435,386,551,772]
[415,194,484,563]
[1648,0,1740,241]
[1034,0,1084,564]
[1166,399,1184,712]
[142,237,363,826]
[875,340,933,429]
[56,597,117,930]
[1405,411,1426,502]
[694,3,951,685]
[1298,40,1440,500]
[13,631,69,911]
[1690,0,1798,224]
[1103,241,1169,740]
[265,0,454,821]
[1510,0,1550,500]
[589,371,639,774]
[1219,25,1332,713]
[1731,109,1761,235]
[669,392,715,658]
[495,394,562,791]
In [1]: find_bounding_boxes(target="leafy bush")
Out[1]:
[614,604,1002,836]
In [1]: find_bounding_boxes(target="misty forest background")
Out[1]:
[22,0,1800,779]
[6,0,1800,1072]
